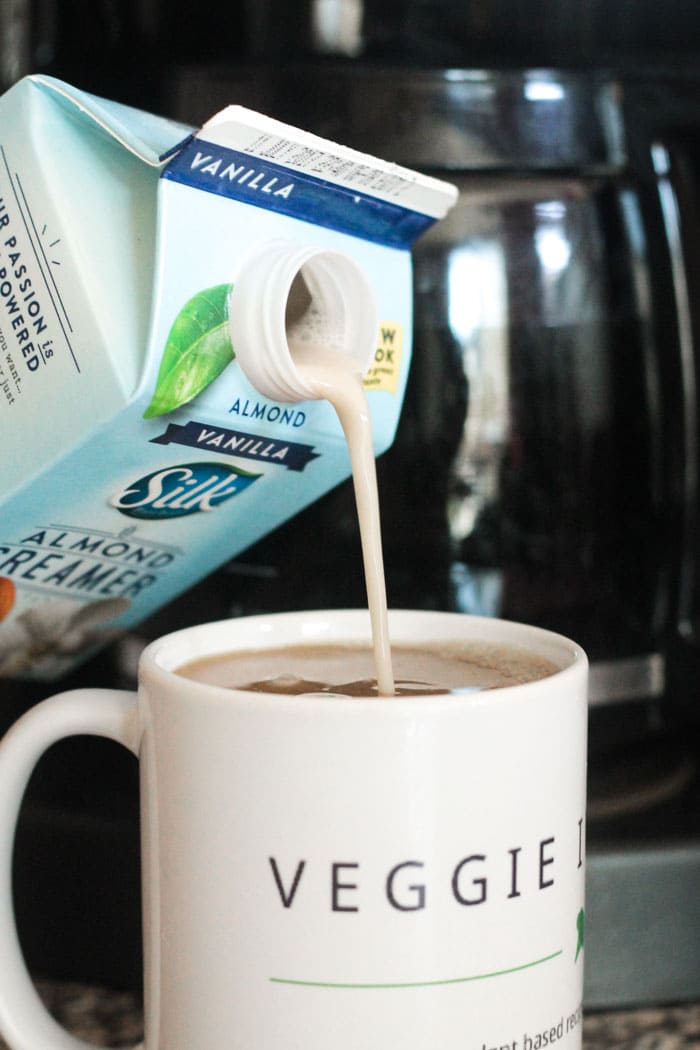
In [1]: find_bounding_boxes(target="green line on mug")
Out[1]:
[269,949,563,988]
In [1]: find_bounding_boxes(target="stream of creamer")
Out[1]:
[289,320,395,696]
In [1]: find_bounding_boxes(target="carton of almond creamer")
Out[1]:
[0,76,456,679]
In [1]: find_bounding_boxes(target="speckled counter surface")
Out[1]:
[584,1005,700,1049]
[1,982,697,1049]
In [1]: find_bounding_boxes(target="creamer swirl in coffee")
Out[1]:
[178,642,559,697]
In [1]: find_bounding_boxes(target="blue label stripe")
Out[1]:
[151,420,320,472]
[162,139,434,248]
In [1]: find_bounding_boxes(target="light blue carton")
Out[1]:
[0,76,457,679]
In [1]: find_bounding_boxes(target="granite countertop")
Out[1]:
[0,982,695,1048]
[584,1005,700,1049]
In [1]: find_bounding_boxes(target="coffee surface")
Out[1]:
[177,642,559,697]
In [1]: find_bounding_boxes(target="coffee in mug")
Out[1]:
[178,639,560,696]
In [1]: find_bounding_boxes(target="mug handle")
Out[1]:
[0,689,142,1050]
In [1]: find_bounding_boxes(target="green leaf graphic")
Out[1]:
[575,907,585,961]
[144,283,234,418]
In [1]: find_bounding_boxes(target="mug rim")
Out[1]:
[138,608,588,709]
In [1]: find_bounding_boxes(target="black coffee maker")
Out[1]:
[163,71,697,697]
[157,63,700,1007]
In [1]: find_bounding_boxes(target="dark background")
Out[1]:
[4,0,700,106]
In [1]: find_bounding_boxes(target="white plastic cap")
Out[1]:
[228,240,378,402]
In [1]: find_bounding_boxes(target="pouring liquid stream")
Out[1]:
[290,337,395,696]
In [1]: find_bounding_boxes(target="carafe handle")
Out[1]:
[0,690,142,1050]
[653,138,700,711]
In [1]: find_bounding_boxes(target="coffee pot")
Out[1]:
[162,64,699,726]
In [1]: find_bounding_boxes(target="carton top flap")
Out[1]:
[28,75,192,166]
[200,105,458,220]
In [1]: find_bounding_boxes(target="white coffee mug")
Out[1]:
[0,610,588,1050]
